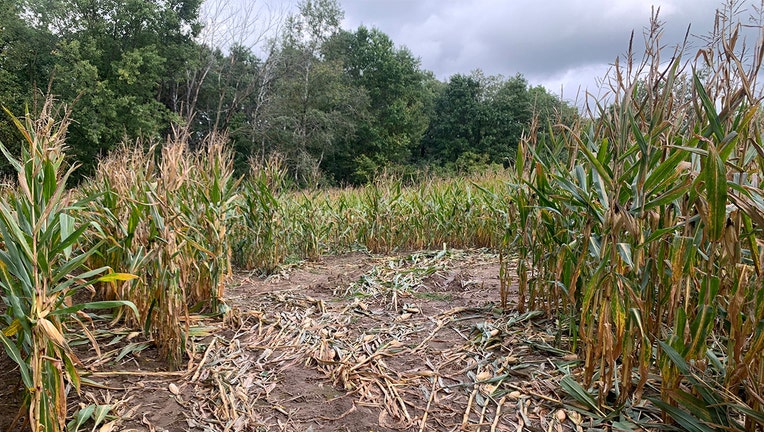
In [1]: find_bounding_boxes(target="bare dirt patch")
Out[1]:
[1,249,592,431]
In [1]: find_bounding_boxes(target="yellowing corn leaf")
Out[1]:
[96,273,139,283]
[38,318,67,350]
[2,319,21,337]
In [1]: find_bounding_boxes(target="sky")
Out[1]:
[337,0,762,105]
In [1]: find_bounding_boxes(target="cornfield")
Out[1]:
[231,160,511,273]
[0,104,514,429]
[1,5,764,432]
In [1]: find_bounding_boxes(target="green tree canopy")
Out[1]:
[1,0,202,176]
[421,71,577,169]
[323,26,432,183]
[0,0,577,183]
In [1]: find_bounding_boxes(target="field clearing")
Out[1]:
[1,249,621,431]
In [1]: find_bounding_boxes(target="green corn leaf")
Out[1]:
[0,201,34,262]
[701,141,727,242]
[116,341,152,362]
[641,181,692,211]
[687,307,716,359]
[42,161,58,203]
[617,243,634,268]
[596,136,610,167]
[705,349,724,372]
[516,140,525,178]
[735,405,764,424]
[577,138,614,192]
[52,300,140,319]
[560,376,606,417]
[611,420,639,431]
[59,213,74,259]
[0,112,26,170]
[659,341,720,406]
[650,398,716,432]
[669,389,718,424]
[0,247,34,294]
[694,72,724,143]
[629,308,648,342]
[66,404,95,432]
[92,404,113,428]
[62,353,80,393]
[0,332,33,390]
[631,115,649,157]
[591,167,610,210]
[719,131,739,161]
[574,165,588,195]
[50,247,104,285]
[643,149,689,194]
[50,220,91,258]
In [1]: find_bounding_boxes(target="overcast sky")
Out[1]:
[337,0,762,104]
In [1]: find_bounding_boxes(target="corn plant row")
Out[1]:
[230,160,512,273]
[82,130,238,368]
[503,12,764,429]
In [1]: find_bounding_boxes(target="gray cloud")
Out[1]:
[339,0,760,100]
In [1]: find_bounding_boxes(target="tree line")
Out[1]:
[0,0,577,184]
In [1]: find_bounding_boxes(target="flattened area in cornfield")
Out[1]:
[0,249,585,432]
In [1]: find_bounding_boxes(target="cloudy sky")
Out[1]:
[337,0,762,104]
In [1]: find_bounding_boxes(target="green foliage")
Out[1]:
[0,0,57,176]
[261,2,368,184]
[421,74,484,163]
[422,71,575,169]
[0,0,572,184]
[323,26,433,183]
[0,0,202,177]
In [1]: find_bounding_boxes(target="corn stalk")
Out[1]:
[0,101,136,431]
[85,130,237,368]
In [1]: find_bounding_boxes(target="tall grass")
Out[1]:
[504,8,764,429]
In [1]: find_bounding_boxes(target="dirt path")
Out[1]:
[1,249,584,431]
